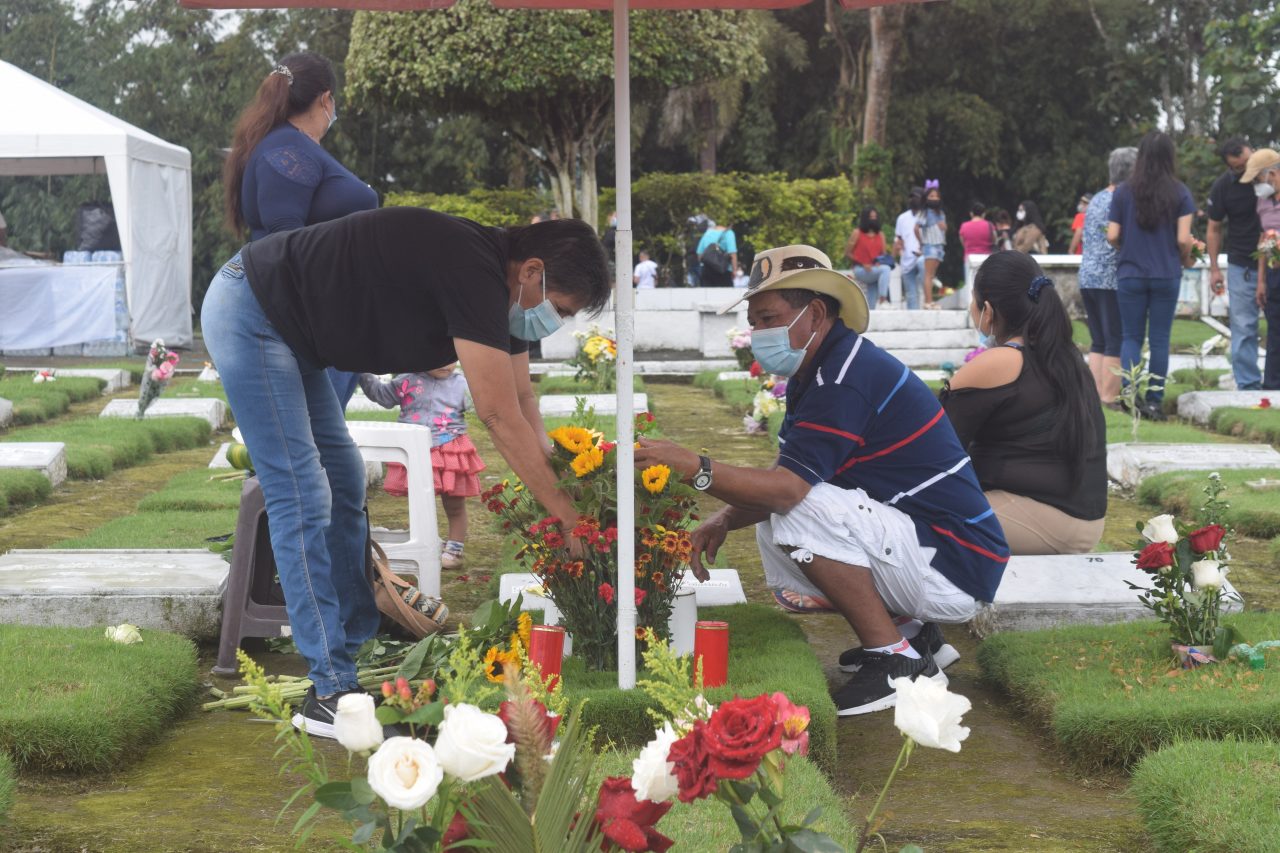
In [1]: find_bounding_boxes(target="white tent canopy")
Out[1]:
[0,60,193,348]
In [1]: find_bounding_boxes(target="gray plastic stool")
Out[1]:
[212,476,288,675]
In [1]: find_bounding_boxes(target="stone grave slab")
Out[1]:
[0,442,67,486]
[500,569,746,611]
[57,368,131,393]
[0,398,12,429]
[1177,390,1277,425]
[0,549,229,640]
[991,552,1243,632]
[100,397,227,429]
[717,371,752,381]
[344,394,391,414]
[1106,442,1280,487]
[539,393,649,418]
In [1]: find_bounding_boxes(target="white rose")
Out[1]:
[104,624,142,644]
[1142,514,1180,545]
[367,737,443,811]
[1191,559,1226,590]
[433,703,515,782]
[631,723,679,803]
[892,677,972,753]
[334,693,384,754]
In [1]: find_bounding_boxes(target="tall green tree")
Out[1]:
[1203,7,1280,146]
[346,0,766,228]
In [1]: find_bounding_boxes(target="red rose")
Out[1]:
[635,589,647,607]
[594,776,674,853]
[1188,524,1226,554]
[702,695,782,779]
[666,722,718,802]
[1135,541,1175,572]
[598,583,615,605]
[748,361,762,378]
[442,810,470,847]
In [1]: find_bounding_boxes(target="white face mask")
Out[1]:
[1255,182,1276,199]
[1016,210,1027,222]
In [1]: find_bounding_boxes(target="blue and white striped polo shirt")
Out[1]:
[777,321,1008,603]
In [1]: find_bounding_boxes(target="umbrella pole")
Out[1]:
[613,0,636,690]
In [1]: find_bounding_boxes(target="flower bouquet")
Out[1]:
[1188,238,1207,265]
[567,324,618,391]
[744,376,786,435]
[481,410,699,671]
[726,327,754,370]
[137,338,180,418]
[1254,229,1280,269]
[1128,474,1241,664]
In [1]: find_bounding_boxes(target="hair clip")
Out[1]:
[1027,275,1053,303]
[924,179,940,190]
[271,64,294,84]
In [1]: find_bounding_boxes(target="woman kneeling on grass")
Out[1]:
[939,251,1107,555]
[202,207,608,739]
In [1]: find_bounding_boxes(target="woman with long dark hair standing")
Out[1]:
[223,52,377,406]
[939,252,1106,554]
[1107,131,1196,420]
[1012,200,1049,254]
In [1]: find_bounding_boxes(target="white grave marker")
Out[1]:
[1107,442,1280,487]
[0,442,67,486]
[100,398,228,429]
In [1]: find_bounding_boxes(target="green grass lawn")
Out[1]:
[0,749,13,821]
[0,625,199,773]
[1,416,212,480]
[536,374,646,394]
[1131,738,1280,853]
[1072,318,1263,355]
[1137,468,1280,539]
[0,376,104,426]
[594,749,859,850]
[977,613,1280,771]
[0,470,52,517]
[1102,405,1234,445]
[1209,406,1280,445]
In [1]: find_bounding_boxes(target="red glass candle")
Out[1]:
[528,625,566,690]
[693,620,729,687]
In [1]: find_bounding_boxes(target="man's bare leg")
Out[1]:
[783,550,901,647]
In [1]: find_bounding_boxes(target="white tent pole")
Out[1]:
[613,0,636,690]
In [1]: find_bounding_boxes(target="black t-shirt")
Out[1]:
[240,207,528,373]
[1206,169,1262,268]
[938,353,1107,521]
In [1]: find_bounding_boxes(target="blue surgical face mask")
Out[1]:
[975,303,996,348]
[508,269,565,340]
[751,305,816,377]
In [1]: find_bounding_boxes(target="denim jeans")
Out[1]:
[1227,263,1261,389]
[900,262,922,310]
[1266,267,1280,390]
[326,368,361,410]
[852,264,890,307]
[202,254,378,696]
[1117,276,1181,404]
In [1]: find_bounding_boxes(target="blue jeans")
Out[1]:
[1228,263,1261,389]
[853,264,890,307]
[202,254,378,696]
[326,368,361,410]
[900,262,922,310]
[1117,276,1180,404]
[1266,267,1280,390]
[1080,288,1122,357]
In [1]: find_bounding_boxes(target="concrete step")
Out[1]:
[0,549,228,640]
[540,393,649,417]
[865,309,971,332]
[887,348,974,368]
[869,329,979,350]
[1107,442,1280,487]
[0,442,67,486]
[992,551,1243,631]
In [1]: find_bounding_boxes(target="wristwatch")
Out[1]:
[692,455,713,491]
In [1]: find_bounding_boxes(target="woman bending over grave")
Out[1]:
[939,251,1107,555]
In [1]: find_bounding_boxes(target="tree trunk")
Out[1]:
[698,94,718,174]
[824,0,866,170]
[863,5,906,148]
[579,140,599,233]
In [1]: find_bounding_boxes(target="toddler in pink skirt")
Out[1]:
[358,364,484,569]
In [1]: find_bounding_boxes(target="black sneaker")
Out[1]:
[832,650,947,717]
[290,685,362,740]
[838,623,960,673]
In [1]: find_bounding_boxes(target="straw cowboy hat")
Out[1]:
[719,244,869,334]
[1240,148,1280,183]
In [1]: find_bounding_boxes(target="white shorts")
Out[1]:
[760,482,978,624]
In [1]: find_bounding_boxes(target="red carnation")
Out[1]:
[1188,523,1227,555]
[1261,398,1272,409]
[601,441,617,453]
[594,776,674,853]
[543,531,565,548]
[701,695,782,780]
[635,589,647,607]
[1135,541,1175,573]
[748,360,762,378]
[667,722,718,802]
[598,583,615,605]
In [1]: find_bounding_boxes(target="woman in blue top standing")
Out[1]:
[223,52,378,406]
[1107,131,1196,421]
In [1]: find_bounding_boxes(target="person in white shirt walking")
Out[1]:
[893,188,925,309]
[633,250,658,289]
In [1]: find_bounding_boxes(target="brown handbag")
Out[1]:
[369,540,448,639]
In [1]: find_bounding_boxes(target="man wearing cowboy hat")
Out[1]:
[635,244,1008,716]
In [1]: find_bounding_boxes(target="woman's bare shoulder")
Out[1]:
[948,345,1023,390]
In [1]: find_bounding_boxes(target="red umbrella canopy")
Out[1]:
[181,0,925,9]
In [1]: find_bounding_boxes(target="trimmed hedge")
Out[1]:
[0,625,199,773]
[1132,739,1280,853]
[1209,406,1280,445]
[0,469,53,517]
[0,376,104,426]
[559,604,839,775]
[384,188,545,226]
[1137,468,1280,540]
[978,613,1280,771]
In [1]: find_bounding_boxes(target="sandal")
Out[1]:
[771,587,835,614]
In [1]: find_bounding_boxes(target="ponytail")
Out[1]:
[973,252,1098,484]
[222,52,338,234]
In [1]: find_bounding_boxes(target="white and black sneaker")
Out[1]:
[838,622,959,673]
[832,650,947,716]
[291,686,358,740]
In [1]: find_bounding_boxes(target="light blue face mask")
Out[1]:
[975,302,997,348]
[508,269,565,341]
[751,305,816,378]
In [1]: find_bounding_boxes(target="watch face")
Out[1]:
[693,471,713,490]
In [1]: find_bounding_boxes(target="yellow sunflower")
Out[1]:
[571,445,605,477]
[548,426,595,455]
[641,464,671,494]
[483,646,506,682]
[517,612,532,651]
